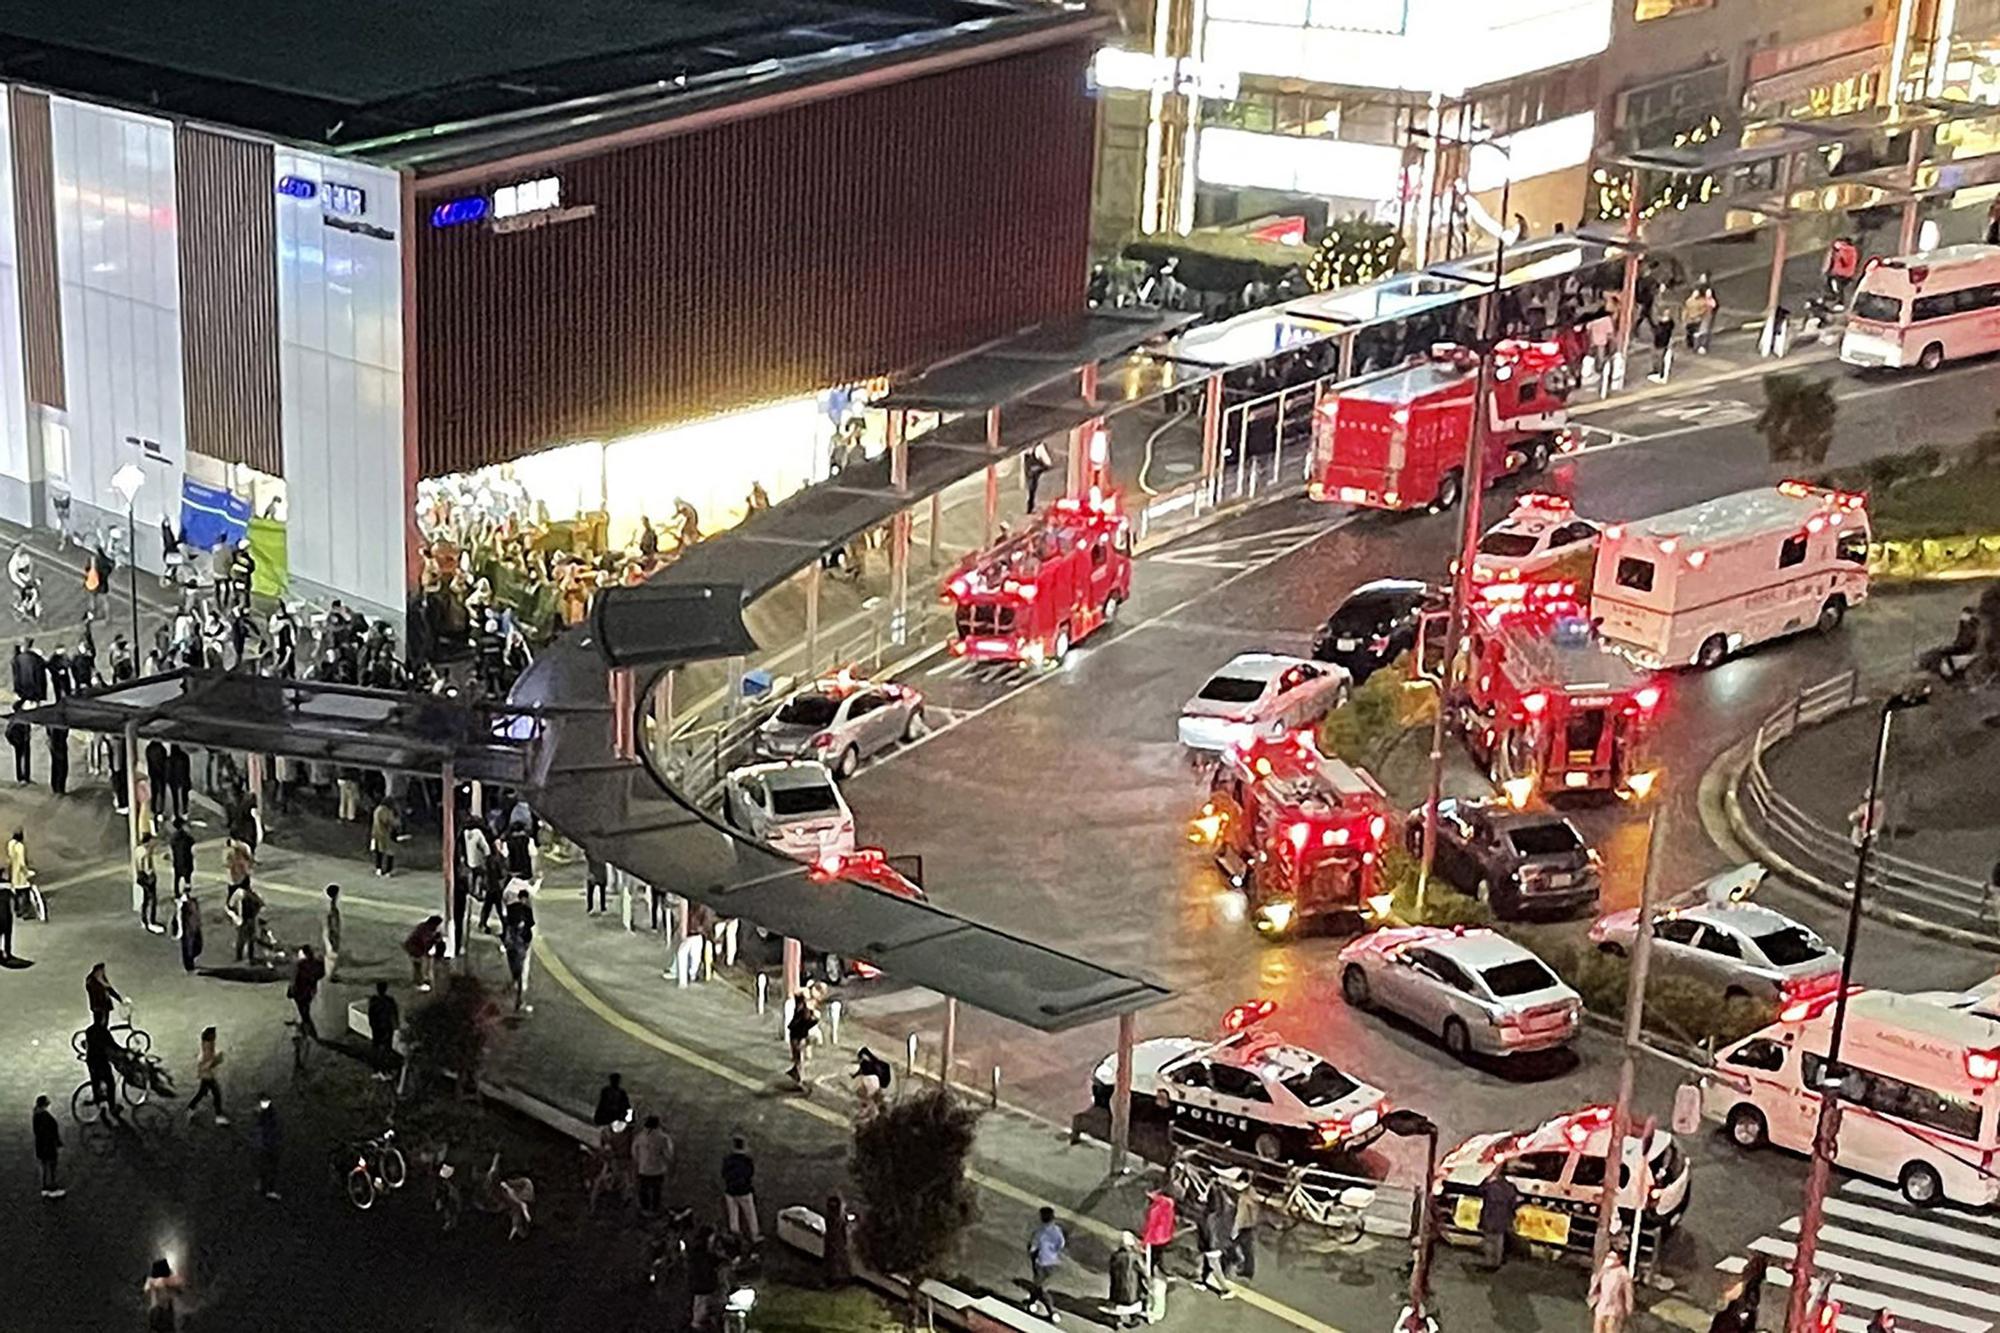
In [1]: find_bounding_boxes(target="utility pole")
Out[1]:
[1416,143,1512,916]
[1591,793,1670,1276]
[1786,687,1929,1332]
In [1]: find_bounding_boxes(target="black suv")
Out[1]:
[1312,579,1443,684]
[1406,799,1600,920]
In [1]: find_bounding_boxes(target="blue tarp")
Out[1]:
[180,478,251,551]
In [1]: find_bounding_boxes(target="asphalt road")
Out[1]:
[825,353,2000,1312]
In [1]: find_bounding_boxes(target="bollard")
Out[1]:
[756,972,768,1016]
[827,1000,842,1046]
[906,1033,919,1084]
[990,1065,1001,1109]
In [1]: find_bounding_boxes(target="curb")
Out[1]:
[1721,747,2000,954]
[1567,346,1837,419]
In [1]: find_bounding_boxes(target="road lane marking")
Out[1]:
[534,936,1348,1333]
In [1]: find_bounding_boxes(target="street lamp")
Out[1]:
[1408,127,1513,916]
[110,464,144,659]
[1384,1108,1440,1329]
[1785,683,1930,1333]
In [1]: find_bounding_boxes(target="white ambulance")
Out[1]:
[1840,243,2000,372]
[1704,988,2000,1207]
[1589,482,1870,670]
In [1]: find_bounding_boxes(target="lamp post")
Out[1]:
[1785,683,1931,1333]
[1385,1108,1440,1330]
[1409,127,1514,916]
[110,464,144,658]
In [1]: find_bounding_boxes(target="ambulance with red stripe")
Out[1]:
[1704,988,2000,1207]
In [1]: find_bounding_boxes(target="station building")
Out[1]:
[0,0,1102,618]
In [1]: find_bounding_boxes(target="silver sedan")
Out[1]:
[1588,898,1839,1005]
[754,676,924,777]
[1338,926,1581,1061]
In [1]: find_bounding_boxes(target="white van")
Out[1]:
[1590,482,1870,669]
[1840,243,2000,372]
[1704,989,2000,1207]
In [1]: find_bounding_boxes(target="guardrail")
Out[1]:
[1167,1127,1415,1241]
[1737,668,2000,940]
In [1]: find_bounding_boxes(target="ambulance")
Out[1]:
[1589,482,1870,670]
[1705,988,2000,1207]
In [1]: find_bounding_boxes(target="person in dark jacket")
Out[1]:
[33,1094,63,1197]
[6,707,30,784]
[593,1073,632,1129]
[69,636,94,690]
[0,875,14,961]
[366,981,399,1073]
[823,1193,854,1288]
[169,820,196,894]
[1197,1182,1232,1293]
[166,744,192,817]
[176,888,203,973]
[1107,1231,1147,1328]
[11,641,47,703]
[145,740,169,809]
[1477,1171,1519,1270]
[46,726,68,796]
[46,647,69,701]
[253,1096,281,1199]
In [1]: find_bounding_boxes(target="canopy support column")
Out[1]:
[889,409,911,646]
[1761,153,1796,357]
[123,721,142,876]
[805,564,821,676]
[940,995,958,1094]
[983,406,1001,547]
[442,759,460,969]
[1109,1010,1135,1175]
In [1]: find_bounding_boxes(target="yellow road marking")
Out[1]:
[532,936,1347,1333]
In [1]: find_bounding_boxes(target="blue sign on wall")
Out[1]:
[179,478,252,551]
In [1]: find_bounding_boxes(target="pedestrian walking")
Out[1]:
[502,881,536,1012]
[253,1095,281,1199]
[593,1072,632,1130]
[632,1114,674,1215]
[1107,1232,1147,1329]
[33,1094,63,1198]
[1683,278,1717,353]
[785,987,819,1088]
[142,1257,184,1333]
[1027,1205,1066,1319]
[5,707,29,784]
[166,744,192,817]
[176,889,203,973]
[1476,1170,1518,1271]
[322,884,342,981]
[1228,1173,1258,1281]
[288,946,325,1064]
[1589,1249,1635,1333]
[1711,1252,1766,1332]
[169,819,195,895]
[231,879,265,964]
[9,828,39,921]
[1140,1188,1177,1274]
[145,739,168,813]
[366,981,400,1077]
[721,1135,760,1242]
[186,1026,227,1125]
[1197,1178,1233,1295]
[46,725,67,795]
[1825,235,1861,304]
[676,899,709,983]
[135,833,162,933]
[1023,440,1054,512]
[370,799,400,876]
[1647,311,1675,383]
[224,837,253,896]
[405,915,444,991]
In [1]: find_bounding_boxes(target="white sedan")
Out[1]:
[1468,493,1601,584]
[721,760,856,863]
[1178,653,1350,752]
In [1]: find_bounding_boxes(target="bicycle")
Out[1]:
[72,1005,151,1060]
[1264,1167,1374,1246]
[332,1126,408,1211]
[1166,1154,1214,1211]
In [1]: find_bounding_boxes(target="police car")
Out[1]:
[1089,1004,1389,1161]
[1434,1105,1692,1257]
[1468,492,1601,585]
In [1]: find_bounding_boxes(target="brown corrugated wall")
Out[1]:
[10,88,63,411]
[414,38,1096,477]
[176,127,282,475]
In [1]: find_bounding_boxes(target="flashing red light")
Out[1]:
[1780,985,1862,1024]
[1287,822,1310,853]
[1018,582,1038,602]
[1369,815,1387,841]
[1807,516,1825,534]
[1969,1049,2000,1084]
[1812,1298,1842,1332]
[949,577,969,597]
[810,733,834,748]
[1522,692,1548,716]
[815,851,844,877]
[1222,999,1277,1033]
[950,640,967,656]
[1659,538,1679,555]
[1633,685,1662,711]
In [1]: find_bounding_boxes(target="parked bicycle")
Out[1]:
[332,1126,408,1211]
[1264,1167,1374,1245]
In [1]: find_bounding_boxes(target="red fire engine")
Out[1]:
[1308,340,1576,513]
[942,490,1132,665]
[1189,730,1392,936]
[1421,583,1662,802]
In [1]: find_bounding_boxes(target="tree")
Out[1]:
[850,1089,981,1312]
[1306,215,1405,293]
[1754,372,1838,467]
[407,973,502,1096]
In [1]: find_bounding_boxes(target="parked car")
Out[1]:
[1338,926,1581,1060]
[1311,579,1444,683]
[1589,899,1840,1005]
[1179,653,1350,752]
[1090,1023,1388,1162]
[754,674,924,775]
[1406,799,1600,919]
[721,760,856,863]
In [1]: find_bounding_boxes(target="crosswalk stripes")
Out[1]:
[1717,1179,2000,1332]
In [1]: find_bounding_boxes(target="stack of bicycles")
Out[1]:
[70,1009,176,1148]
